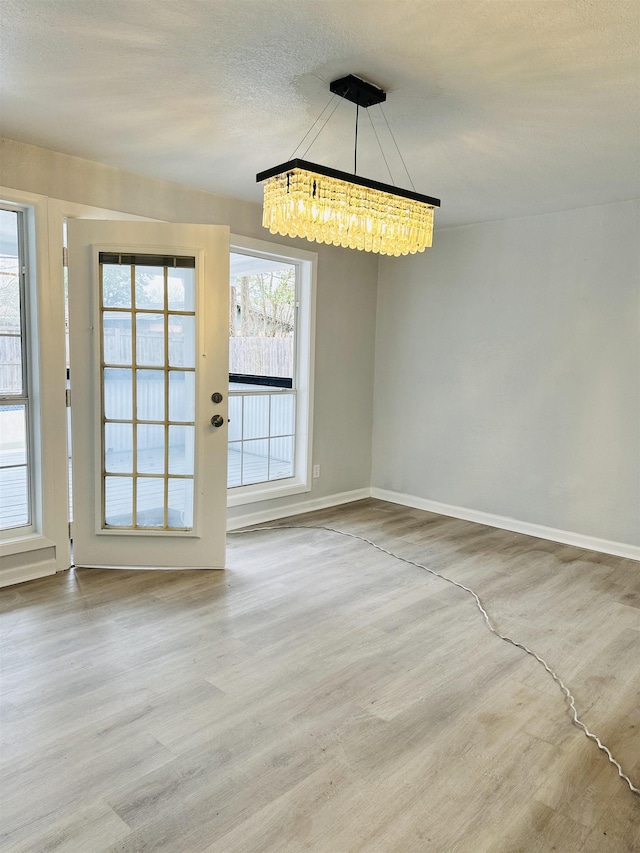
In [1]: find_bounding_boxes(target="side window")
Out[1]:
[0,207,32,532]
[227,239,315,504]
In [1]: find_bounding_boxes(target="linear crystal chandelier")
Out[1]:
[256,75,440,257]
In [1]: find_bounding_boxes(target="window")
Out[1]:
[0,207,32,532]
[98,253,197,530]
[227,236,316,506]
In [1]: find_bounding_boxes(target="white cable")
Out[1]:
[230,523,639,796]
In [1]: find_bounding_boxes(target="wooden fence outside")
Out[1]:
[229,336,292,378]
[1,334,294,393]
[0,336,21,394]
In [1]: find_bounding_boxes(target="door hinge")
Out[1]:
[62,246,68,267]
[68,521,74,540]
[65,388,71,407]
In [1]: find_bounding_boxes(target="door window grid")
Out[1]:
[0,207,32,531]
[99,256,196,530]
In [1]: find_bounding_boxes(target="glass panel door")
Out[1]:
[68,221,229,569]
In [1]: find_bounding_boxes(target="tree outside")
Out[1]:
[229,267,296,379]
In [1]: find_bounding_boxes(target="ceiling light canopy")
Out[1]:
[257,75,440,257]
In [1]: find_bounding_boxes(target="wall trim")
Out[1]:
[226,488,370,531]
[227,484,640,561]
[370,488,640,562]
[0,563,57,589]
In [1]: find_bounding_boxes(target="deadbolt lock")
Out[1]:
[211,392,223,404]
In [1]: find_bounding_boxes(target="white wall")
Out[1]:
[0,138,378,527]
[3,137,637,555]
[372,200,640,548]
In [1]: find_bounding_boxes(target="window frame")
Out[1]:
[0,189,70,580]
[0,204,35,535]
[227,235,316,507]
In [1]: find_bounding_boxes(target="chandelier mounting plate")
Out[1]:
[329,74,386,108]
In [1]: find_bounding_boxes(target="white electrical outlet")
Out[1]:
[313,464,320,478]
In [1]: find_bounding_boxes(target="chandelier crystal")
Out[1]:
[259,160,437,256]
[257,75,440,256]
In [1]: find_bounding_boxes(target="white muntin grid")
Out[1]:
[227,387,296,488]
[99,256,197,531]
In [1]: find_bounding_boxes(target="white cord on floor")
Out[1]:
[229,523,639,796]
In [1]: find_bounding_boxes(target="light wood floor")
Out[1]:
[1,499,638,852]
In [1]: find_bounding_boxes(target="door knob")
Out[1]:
[210,414,224,428]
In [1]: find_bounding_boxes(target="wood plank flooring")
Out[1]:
[0,499,638,852]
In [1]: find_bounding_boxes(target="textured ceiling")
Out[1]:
[1,0,638,227]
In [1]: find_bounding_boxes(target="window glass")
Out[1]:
[228,251,299,490]
[229,253,295,384]
[0,208,30,530]
[0,210,22,395]
[100,253,197,531]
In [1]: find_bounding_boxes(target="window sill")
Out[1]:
[227,477,311,507]
[0,532,56,558]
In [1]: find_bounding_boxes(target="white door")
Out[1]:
[67,221,229,569]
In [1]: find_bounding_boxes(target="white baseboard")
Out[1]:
[370,488,640,562]
[228,484,640,561]
[226,488,370,531]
